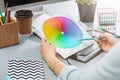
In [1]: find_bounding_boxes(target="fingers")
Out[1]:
[97,40,102,46]
[96,33,111,43]
[97,40,105,50]
[41,38,47,45]
[40,38,47,53]
[101,33,112,39]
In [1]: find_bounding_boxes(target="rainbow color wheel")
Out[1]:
[43,17,83,48]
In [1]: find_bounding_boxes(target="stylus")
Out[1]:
[79,38,94,41]
[102,29,120,38]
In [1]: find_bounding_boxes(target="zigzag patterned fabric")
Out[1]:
[7,60,44,80]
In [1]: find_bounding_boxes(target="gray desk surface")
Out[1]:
[0,34,105,80]
[0,35,57,80]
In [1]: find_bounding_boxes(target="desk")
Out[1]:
[0,28,106,80]
[0,1,106,80]
[0,35,58,80]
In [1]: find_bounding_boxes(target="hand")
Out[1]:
[40,38,57,61]
[96,33,119,52]
[40,39,66,76]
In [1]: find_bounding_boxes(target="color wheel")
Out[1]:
[43,17,83,48]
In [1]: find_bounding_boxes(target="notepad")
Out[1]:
[7,60,44,80]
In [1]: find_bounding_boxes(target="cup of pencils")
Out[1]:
[15,10,33,37]
[0,9,19,48]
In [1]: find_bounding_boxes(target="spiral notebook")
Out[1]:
[7,60,44,80]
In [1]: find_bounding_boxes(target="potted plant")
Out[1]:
[76,0,97,22]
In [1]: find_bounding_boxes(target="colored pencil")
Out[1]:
[0,10,6,24]
[0,17,3,25]
[6,9,11,23]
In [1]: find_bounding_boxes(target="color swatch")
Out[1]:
[43,17,83,48]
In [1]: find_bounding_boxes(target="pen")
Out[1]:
[0,10,6,24]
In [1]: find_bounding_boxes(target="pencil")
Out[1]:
[0,17,3,25]
[0,10,6,24]
[6,8,11,23]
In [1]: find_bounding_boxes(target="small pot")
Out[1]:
[77,3,96,22]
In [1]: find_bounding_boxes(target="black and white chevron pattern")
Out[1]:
[7,60,44,80]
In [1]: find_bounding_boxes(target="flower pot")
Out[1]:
[77,3,96,22]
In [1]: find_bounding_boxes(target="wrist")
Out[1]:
[47,56,65,75]
[41,51,56,61]
[44,54,66,75]
[45,55,56,62]
[46,56,59,69]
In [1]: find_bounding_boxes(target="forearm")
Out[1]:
[40,39,66,76]
[45,56,66,76]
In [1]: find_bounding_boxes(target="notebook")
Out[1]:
[7,60,44,80]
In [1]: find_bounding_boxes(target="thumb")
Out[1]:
[41,38,47,45]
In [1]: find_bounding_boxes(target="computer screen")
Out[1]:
[1,0,69,11]
[4,0,47,7]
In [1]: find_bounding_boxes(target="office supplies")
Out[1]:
[0,10,6,24]
[79,38,94,41]
[97,8,117,35]
[6,8,11,23]
[97,8,117,25]
[7,60,44,80]
[0,17,3,25]
[0,18,19,48]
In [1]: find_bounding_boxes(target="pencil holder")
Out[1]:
[97,8,117,25]
[0,18,19,48]
[97,8,117,33]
